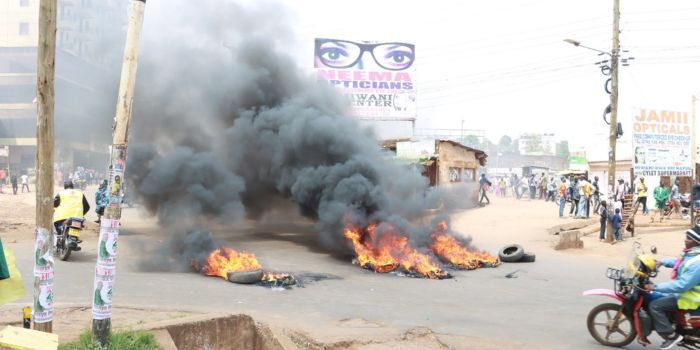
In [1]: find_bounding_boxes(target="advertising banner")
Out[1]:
[314,38,416,119]
[569,151,588,171]
[632,108,692,176]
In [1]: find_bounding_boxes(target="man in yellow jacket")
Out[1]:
[53,180,90,235]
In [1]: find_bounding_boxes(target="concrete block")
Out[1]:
[552,230,584,250]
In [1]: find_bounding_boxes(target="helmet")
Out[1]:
[64,180,74,189]
[635,254,657,278]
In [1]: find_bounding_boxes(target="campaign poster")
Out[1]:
[632,108,693,177]
[314,38,416,119]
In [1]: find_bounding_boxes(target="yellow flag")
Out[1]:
[0,247,26,306]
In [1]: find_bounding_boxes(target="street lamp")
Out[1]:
[563,39,612,57]
[564,19,620,244]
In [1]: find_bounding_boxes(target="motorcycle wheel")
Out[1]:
[57,238,71,261]
[586,303,637,347]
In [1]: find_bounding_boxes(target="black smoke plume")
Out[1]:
[126,0,476,266]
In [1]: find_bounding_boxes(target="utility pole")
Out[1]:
[605,0,620,243]
[693,95,697,225]
[91,0,146,346]
[33,0,57,333]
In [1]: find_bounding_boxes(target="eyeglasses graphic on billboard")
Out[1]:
[315,38,415,71]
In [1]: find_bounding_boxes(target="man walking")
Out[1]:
[20,173,29,193]
[669,179,682,219]
[479,173,492,205]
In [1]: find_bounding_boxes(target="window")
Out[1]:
[19,22,29,36]
[20,0,29,7]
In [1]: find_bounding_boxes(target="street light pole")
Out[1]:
[606,0,620,243]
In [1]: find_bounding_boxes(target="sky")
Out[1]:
[269,0,700,152]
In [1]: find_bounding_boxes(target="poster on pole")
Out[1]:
[632,108,692,176]
[91,218,119,320]
[32,228,54,323]
[314,38,416,119]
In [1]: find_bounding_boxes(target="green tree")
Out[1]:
[556,141,570,158]
[498,135,512,152]
[464,135,480,148]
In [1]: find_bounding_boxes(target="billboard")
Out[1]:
[314,38,416,119]
[569,151,588,171]
[632,108,692,176]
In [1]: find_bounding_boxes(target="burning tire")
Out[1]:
[498,244,524,263]
[227,269,264,284]
[518,252,536,263]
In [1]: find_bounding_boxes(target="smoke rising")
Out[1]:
[127,0,477,266]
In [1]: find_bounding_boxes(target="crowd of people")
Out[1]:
[478,172,691,241]
[0,168,31,195]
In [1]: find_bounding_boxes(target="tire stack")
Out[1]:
[498,244,535,263]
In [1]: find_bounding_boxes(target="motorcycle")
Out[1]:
[584,242,700,348]
[55,217,84,261]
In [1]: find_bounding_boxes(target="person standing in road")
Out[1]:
[10,174,18,195]
[0,168,5,193]
[539,173,548,200]
[636,177,649,215]
[569,177,580,217]
[651,181,670,223]
[599,200,608,242]
[558,177,568,218]
[547,177,556,202]
[499,177,507,198]
[529,174,537,200]
[94,180,109,224]
[592,176,601,213]
[669,179,682,219]
[611,208,623,241]
[520,176,528,200]
[20,173,29,193]
[576,176,589,219]
[479,174,492,205]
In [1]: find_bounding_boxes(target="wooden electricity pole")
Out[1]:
[91,0,146,346]
[605,0,620,243]
[33,0,57,333]
[693,95,697,226]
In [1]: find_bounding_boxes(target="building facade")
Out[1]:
[0,0,128,176]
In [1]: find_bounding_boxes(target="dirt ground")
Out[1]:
[0,189,692,349]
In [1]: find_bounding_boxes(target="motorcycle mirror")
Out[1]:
[650,246,658,255]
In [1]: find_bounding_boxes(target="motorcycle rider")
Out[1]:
[644,226,700,349]
[53,180,90,242]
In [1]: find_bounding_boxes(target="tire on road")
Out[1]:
[518,252,536,263]
[498,244,524,263]
[227,269,264,284]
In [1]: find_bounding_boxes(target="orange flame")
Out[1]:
[344,223,449,279]
[200,247,263,279]
[430,221,500,269]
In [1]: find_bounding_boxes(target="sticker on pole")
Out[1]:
[97,219,119,267]
[33,227,54,323]
[92,266,115,320]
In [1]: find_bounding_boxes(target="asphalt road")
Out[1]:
[1,198,684,349]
